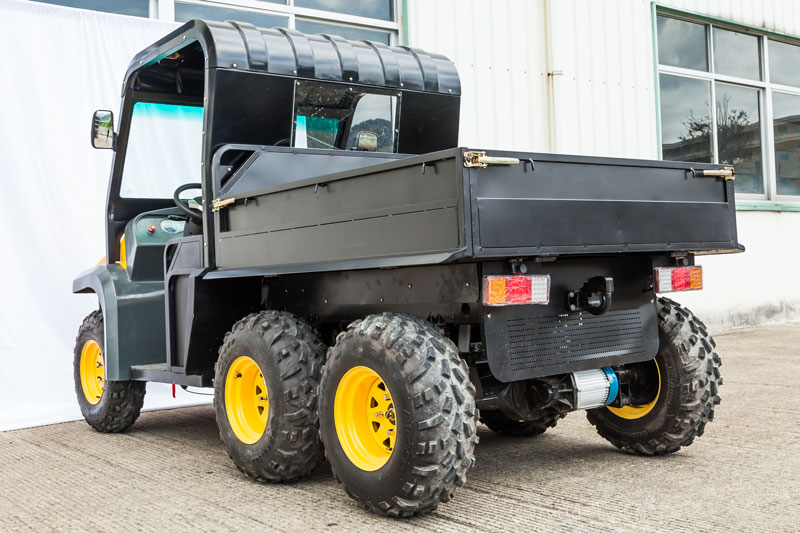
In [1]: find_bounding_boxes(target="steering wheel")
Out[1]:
[173,183,203,223]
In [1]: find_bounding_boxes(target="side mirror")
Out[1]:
[91,110,115,150]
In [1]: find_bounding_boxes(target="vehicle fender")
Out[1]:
[73,264,167,380]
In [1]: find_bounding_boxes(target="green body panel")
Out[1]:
[73,264,166,381]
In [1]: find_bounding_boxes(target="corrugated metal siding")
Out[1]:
[547,0,657,158]
[407,0,550,152]
[408,0,658,158]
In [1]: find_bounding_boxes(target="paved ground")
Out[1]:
[2,324,799,532]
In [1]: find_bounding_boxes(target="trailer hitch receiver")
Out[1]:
[567,276,614,315]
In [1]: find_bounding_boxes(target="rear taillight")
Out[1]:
[654,266,703,293]
[483,275,550,306]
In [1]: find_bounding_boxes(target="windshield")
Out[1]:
[292,81,399,153]
[120,102,203,198]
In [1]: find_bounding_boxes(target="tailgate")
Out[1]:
[468,149,741,256]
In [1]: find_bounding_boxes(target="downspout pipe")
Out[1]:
[544,0,563,154]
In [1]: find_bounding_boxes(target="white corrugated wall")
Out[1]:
[408,0,659,158]
[407,0,800,331]
[407,0,550,152]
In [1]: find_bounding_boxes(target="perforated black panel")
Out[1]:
[485,295,659,382]
[505,309,646,374]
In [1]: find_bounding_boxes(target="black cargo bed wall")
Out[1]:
[467,151,739,257]
[207,148,740,278]
[211,150,468,274]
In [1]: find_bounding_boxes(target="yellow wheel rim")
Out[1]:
[607,360,661,420]
[334,366,397,471]
[225,356,269,445]
[80,339,105,405]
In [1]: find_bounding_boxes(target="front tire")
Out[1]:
[214,311,325,483]
[319,314,478,518]
[587,297,722,455]
[73,310,146,433]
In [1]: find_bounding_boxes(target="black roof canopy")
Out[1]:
[124,19,461,95]
[107,19,462,269]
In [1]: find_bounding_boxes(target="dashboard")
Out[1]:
[123,210,191,281]
[135,215,187,244]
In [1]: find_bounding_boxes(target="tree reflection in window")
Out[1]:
[715,84,763,194]
[660,74,712,162]
[660,75,764,193]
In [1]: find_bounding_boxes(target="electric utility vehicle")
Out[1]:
[74,20,739,517]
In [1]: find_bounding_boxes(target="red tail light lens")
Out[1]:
[483,275,550,306]
[654,266,703,293]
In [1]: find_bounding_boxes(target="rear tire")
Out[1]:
[587,297,722,455]
[481,408,565,437]
[319,313,479,518]
[214,311,325,483]
[73,310,146,433]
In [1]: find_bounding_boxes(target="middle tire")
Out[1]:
[214,311,325,483]
[319,313,479,518]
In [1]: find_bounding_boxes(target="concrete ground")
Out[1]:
[2,324,799,532]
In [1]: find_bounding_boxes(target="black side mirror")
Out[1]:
[91,110,115,150]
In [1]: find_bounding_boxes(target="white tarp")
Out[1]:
[0,1,212,431]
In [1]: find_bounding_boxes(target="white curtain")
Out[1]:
[0,1,212,431]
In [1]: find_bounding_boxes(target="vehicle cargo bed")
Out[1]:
[209,146,741,276]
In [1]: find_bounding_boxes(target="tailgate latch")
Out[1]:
[464,151,521,168]
[211,197,235,212]
[690,166,735,180]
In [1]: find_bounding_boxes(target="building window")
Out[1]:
[29,0,400,45]
[32,0,149,17]
[174,3,289,28]
[656,13,800,199]
[295,0,393,21]
[295,19,390,44]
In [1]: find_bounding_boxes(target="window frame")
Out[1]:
[291,80,402,153]
[655,8,800,203]
[156,0,401,45]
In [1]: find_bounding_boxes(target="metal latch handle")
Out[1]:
[464,151,520,168]
[212,197,235,212]
[690,167,735,180]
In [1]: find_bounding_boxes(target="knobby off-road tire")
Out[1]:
[587,297,722,455]
[319,313,479,518]
[214,311,325,483]
[73,310,146,433]
[481,407,565,437]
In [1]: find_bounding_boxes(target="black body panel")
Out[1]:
[214,150,465,271]
[470,151,738,255]
[164,236,261,379]
[266,263,481,324]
